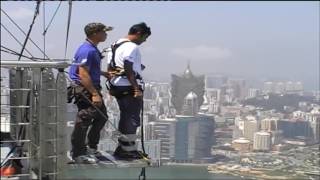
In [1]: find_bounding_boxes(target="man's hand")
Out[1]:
[133,88,143,98]
[101,71,112,80]
[92,93,102,107]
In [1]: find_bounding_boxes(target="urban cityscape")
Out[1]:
[65,64,320,179]
[1,1,318,179]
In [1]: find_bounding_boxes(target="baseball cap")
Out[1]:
[84,22,113,36]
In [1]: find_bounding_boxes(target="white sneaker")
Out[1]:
[87,148,103,157]
[73,155,98,164]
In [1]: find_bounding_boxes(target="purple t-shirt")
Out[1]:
[69,41,102,87]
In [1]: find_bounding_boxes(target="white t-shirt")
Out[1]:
[107,38,143,86]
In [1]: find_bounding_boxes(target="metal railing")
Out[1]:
[1,60,69,180]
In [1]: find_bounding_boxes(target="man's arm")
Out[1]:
[79,66,102,106]
[79,66,99,95]
[124,60,142,98]
[100,71,109,78]
[124,60,139,89]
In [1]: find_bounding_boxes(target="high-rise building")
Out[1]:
[275,82,285,94]
[170,64,205,114]
[260,117,279,131]
[277,119,296,138]
[208,102,220,114]
[233,117,245,139]
[243,119,259,141]
[247,88,261,99]
[270,130,283,145]
[306,113,320,142]
[253,131,271,151]
[205,75,228,89]
[277,119,313,139]
[227,78,246,99]
[205,88,221,103]
[174,114,215,163]
[146,118,176,160]
[263,81,274,94]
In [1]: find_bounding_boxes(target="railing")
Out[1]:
[1,60,69,180]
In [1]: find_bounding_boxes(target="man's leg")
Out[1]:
[114,96,142,158]
[87,102,108,150]
[71,106,94,158]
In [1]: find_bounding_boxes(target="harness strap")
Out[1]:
[108,40,143,82]
[110,40,130,72]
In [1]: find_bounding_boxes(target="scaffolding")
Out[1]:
[1,60,69,180]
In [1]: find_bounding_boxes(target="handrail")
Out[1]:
[0,60,70,68]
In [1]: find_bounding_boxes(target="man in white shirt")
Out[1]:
[106,22,151,160]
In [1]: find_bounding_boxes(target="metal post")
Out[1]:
[56,70,68,179]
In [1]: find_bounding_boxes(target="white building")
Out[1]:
[243,118,259,141]
[253,131,271,151]
[247,88,261,99]
[146,118,176,160]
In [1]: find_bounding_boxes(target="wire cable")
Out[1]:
[1,45,48,61]
[1,23,34,57]
[42,0,62,36]
[139,99,147,180]
[1,8,50,59]
[18,0,41,61]
[64,0,72,59]
[42,1,46,61]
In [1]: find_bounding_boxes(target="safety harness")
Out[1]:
[106,40,143,98]
[108,40,130,77]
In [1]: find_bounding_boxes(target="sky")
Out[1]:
[1,1,319,90]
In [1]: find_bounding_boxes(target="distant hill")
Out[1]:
[242,93,319,112]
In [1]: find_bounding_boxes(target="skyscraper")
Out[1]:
[174,114,215,163]
[170,63,205,114]
[243,119,259,141]
[146,118,176,161]
[205,75,228,89]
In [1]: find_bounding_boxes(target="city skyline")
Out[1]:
[1,1,319,90]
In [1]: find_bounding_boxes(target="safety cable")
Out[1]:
[42,0,62,36]
[0,8,50,59]
[1,23,34,57]
[1,46,31,59]
[1,45,69,61]
[18,0,41,61]
[139,100,147,180]
[64,0,72,59]
[1,49,40,61]
[42,1,46,61]
[1,45,50,61]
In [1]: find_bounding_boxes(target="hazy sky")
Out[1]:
[1,1,319,90]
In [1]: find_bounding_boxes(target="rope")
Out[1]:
[43,1,46,61]
[0,8,50,59]
[18,0,41,61]
[139,167,146,180]
[0,45,50,61]
[64,0,72,59]
[0,23,34,57]
[42,0,62,36]
[139,99,147,180]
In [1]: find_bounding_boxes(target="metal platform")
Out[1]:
[67,151,155,169]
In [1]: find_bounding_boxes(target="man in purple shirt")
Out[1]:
[69,22,112,164]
